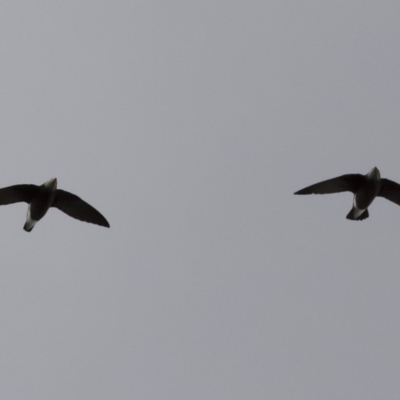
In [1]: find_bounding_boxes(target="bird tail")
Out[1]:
[346,208,369,221]
[23,222,34,232]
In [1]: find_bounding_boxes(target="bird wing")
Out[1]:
[294,174,364,195]
[0,184,38,204]
[377,178,400,206]
[51,189,110,227]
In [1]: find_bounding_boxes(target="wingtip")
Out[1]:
[95,216,110,228]
[89,217,110,228]
[98,215,110,228]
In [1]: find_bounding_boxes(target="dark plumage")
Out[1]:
[294,167,400,220]
[0,178,109,231]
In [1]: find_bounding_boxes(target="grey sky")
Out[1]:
[0,1,400,399]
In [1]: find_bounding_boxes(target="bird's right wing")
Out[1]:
[294,174,364,195]
[0,184,38,204]
[52,189,110,227]
[377,178,400,206]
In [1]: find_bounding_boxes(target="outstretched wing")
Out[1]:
[0,184,38,205]
[377,178,400,206]
[294,174,364,195]
[52,189,110,227]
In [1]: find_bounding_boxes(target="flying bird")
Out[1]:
[294,167,400,220]
[0,178,110,231]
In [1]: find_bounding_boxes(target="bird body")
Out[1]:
[295,167,400,220]
[0,178,109,231]
[348,167,381,220]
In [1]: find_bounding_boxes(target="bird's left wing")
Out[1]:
[0,184,38,205]
[294,174,364,195]
[51,189,110,227]
[377,178,400,206]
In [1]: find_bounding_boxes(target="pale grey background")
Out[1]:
[0,1,400,399]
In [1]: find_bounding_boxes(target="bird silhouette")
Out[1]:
[0,178,109,231]
[294,167,400,220]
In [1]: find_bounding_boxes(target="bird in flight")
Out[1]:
[294,167,400,220]
[0,178,110,231]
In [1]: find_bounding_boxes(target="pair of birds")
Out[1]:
[0,178,109,232]
[0,167,398,231]
[295,167,400,220]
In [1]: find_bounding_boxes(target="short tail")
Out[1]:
[23,222,34,232]
[346,208,369,221]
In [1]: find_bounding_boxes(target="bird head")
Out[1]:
[43,178,58,191]
[367,167,380,180]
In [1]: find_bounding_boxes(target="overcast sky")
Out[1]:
[1,1,400,399]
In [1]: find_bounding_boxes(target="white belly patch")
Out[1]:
[25,205,37,230]
[353,198,365,218]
